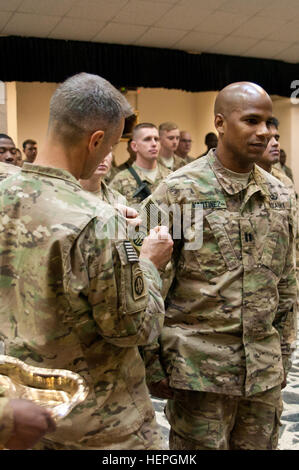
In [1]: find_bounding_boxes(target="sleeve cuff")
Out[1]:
[139,258,162,291]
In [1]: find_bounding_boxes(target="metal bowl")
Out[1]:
[0,355,89,421]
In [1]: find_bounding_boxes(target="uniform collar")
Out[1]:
[21,163,81,189]
[132,162,158,184]
[207,149,267,197]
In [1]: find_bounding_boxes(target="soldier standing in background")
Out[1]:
[176,131,194,164]
[158,122,185,172]
[0,134,18,166]
[0,73,173,450]
[22,139,38,163]
[197,132,218,159]
[80,151,127,206]
[110,123,171,207]
[275,148,294,183]
[142,82,297,450]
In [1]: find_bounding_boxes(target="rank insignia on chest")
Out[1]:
[124,240,139,263]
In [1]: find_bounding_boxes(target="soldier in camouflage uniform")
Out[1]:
[110,123,171,208]
[0,161,20,182]
[0,389,56,449]
[158,122,185,172]
[0,73,174,450]
[0,134,18,166]
[256,117,295,195]
[141,82,297,450]
[80,151,127,206]
[276,149,294,182]
[0,134,21,182]
[256,117,299,285]
[176,131,194,164]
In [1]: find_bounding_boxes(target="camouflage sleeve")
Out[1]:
[68,212,165,347]
[0,397,14,447]
[273,213,298,376]
[109,174,125,197]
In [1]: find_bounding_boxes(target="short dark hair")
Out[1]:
[205,132,217,145]
[23,139,37,150]
[268,117,279,129]
[0,133,13,141]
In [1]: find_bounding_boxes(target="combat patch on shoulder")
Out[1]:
[123,240,139,263]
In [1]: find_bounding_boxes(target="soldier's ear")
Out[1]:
[88,130,105,153]
[214,114,225,136]
[130,140,138,153]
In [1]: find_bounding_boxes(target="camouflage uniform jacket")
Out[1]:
[0,163,165,447]
[158,154,185,172]
[143,150,297,397]
[0,162,20,182]
[175,154,194,165]
[271,166,299,286]
[85,180,127,206]
[109,162,171,208]
[273,162,294,182]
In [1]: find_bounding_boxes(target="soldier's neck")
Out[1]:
[80,176,102,192]
[135,155,157,170]
[176,149,187,159]
[159,147,173,159]
[215,147,254,174]
[34,138,86,180]
[257,162,271,173]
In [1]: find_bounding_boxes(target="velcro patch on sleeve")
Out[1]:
[123,240,139,263]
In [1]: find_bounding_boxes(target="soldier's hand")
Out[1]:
[140,226,174,270]
[148,378,174,399]
[5,399,56,450]
[115,203,142,228]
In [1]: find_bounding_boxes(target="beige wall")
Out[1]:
[272,98,299,193]
[6,81,58,154]
[6,82,18,144]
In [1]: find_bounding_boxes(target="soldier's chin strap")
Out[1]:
[128,166,152,201]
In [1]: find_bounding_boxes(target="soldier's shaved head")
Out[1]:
[213,81,273,172]
[214,82,272,117]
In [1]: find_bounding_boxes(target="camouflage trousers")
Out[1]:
[33,411,165,450]
[166,386,283,450]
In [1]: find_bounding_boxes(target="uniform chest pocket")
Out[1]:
[260,211,291,278]
[182,211,241,281]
